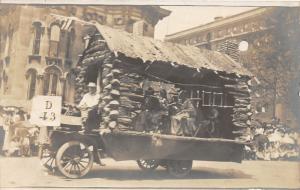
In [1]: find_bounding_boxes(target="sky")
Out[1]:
[154,6,256,40]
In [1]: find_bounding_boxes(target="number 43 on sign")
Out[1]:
[30,96,62,126]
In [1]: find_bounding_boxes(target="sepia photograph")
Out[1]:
[0,0,299,189]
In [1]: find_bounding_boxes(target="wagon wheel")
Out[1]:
[55,141,94,179]
[137,159,159,171]
[38,145,57,172]
[167,160,193,178]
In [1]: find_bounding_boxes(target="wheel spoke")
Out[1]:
[78,161,86,169]
[69,163,75,174]
[80,158,89,163]
[75,164,81,174]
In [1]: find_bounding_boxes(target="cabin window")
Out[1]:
[201,90,232,107]
[49,24,61,57]
[32,22,42,55]
[202,91,212,106]
[213,92,223,106]
[26,69,37,100]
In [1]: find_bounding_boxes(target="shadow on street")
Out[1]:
[71,167,252,180]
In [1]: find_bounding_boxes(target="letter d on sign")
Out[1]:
[45,101,52,109]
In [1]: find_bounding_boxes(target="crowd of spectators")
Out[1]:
[245,119,299,160]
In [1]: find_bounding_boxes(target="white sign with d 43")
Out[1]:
[30,96,62,126]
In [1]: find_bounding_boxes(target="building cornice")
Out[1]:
[165,7,272,41]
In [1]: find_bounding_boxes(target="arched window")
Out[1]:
[49,24,61,57]
[43,66,61,95]
[26,69,37,99]
[32,22,42,55]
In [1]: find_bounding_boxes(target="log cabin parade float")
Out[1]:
[38,20,254,179]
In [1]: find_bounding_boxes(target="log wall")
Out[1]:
[225,78,252,141]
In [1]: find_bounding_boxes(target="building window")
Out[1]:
[63,72,76,103]
[32,22,42,55]
[43,66,61,95]
[65,29,74,59]
[49,24,61,57]
[26,69,37,99]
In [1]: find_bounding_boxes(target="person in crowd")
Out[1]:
[159,89,169,110]
[2,110,15,156]
[170,90,197,136]
[78,82,101,132]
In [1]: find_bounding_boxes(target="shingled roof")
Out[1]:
[93,23,252,77]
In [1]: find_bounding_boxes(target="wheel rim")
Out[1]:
[137,159,159,171]
[39,146,56,172]
[167,160,193,178]
[56,141,93,178]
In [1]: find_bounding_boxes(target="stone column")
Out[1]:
[36,75,44,95]
[59,77,66,100]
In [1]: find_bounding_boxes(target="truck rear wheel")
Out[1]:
[167,160,193,178]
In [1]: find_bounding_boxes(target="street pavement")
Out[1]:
[0,157,299,189]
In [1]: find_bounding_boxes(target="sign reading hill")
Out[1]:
[30,96,62,126]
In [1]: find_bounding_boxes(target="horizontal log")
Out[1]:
[90,39,106,47]
[120,96,141,103]
[108,100,120,108]
[85,44,107,54]
[228,91,250,97]
[234,104,251,110]
[233,123,250,128]
[119,103,136,110]
[109,110,119,120]
[120,87,130,92]
[84,50,107,60]
[232,113,250,119]
[120,93,144,102]
[103,63,113,69]
[234,99,251,104]
[219,75,239,82]
[118,117,133,125]
[102,95,113,102]
[110,89,120,97]
[111,79,121,87]
[225,84,248,88]
[120,83,140,89]
[112,69,122,76]
[232,130,247,135]
[108,121,117,129]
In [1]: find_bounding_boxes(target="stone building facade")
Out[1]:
[165,7,300,128]
[0,5,170,109]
